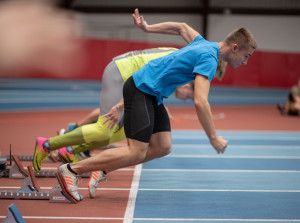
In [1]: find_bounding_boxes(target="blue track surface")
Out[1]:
[0,78,289,111]
[133,131,300,222]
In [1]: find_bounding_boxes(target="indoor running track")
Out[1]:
[1,78,300,222]
[130,130,300,222]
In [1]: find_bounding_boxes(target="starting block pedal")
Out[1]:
[49,183,77,204]
[52,172,79,204]
[3,203,26,223]
[9,155,30,179]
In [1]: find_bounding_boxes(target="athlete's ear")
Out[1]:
[232,44,239,52]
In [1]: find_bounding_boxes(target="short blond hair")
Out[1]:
[225,28,257,50]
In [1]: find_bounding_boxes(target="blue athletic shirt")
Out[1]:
[132,35,219,105]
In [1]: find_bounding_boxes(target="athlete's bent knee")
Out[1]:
[158,145,172,158]
[130,149,148,164]
[151,145,172,159]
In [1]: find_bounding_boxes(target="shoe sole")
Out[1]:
[33,139,42,172]
[57,152,69,164]
[88,173,95,199]
[55,172,79,204]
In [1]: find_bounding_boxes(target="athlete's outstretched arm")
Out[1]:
[193,74,228,153]
[132,8,199,44]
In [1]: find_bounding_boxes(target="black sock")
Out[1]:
[67,163,78,175]
[83,150,90,157]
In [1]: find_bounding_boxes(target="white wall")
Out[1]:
[77,13,202,46]
[77,12,300,53]
[209,14,300,53]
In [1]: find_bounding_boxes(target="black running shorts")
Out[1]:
[123,76,171,143]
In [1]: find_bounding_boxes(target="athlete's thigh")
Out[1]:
[149,131,171,154]
[100,61,124,115]
[123,77,155,143]
[153,103,171,134]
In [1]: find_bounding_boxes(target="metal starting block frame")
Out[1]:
[0,163,50,200]
[0,155,77,204]
[2,151,60,163]
[6,154,89,179]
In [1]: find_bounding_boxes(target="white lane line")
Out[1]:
[4,168,300,174]
[138,189,300,193]
[142,169,300,173]
[168,155,300,159]
[133,218,300,222]
[38,167,134,171]
[0,186,130,190]
[123,164,142,223]
[1,186,299,193]
[172,135,300,141]
[0,216,123,220]
[172,144,300,149]
[0,216,299,222]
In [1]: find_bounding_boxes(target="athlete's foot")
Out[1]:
[56,164,82,202]
[88,171,106,198]
[33,137,50,172]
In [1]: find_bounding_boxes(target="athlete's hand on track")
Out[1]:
[210,136,228,154]
[132,8,148,32]
[102,106,122,129]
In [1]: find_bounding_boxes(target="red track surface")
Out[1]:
[0,106,299,222]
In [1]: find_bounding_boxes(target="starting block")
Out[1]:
[7,154,89,179]
[2,152,60,163]
[0,155,78,204]
[49,183,78,204]
[0,163,49,200]
[3,203,26,223]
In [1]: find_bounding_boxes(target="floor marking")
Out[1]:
[124,164,142,223]
[138,189,300,193]
[0,216,123,220]
[172,144,300,149]
[37,167,134,171]
[172,135,300,141]
[168,155,300,159]
[142,169,300,173]
[133,218,300,222]
[0,186,130,191]
[1,216,299,222]
[2,187,299,193]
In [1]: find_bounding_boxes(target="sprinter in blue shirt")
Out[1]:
[53,9,257,202]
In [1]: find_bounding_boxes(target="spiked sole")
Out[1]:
[33,141,42,172]
[33,139,49,172]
